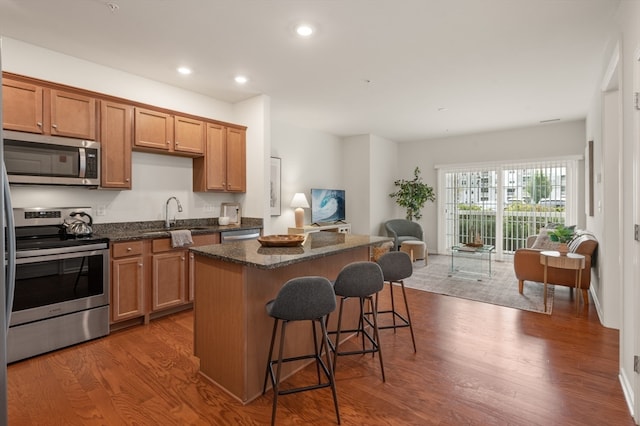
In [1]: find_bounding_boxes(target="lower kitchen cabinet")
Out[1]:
[111,241,145,322]
[151,242,187,312]
[110,233,219,328]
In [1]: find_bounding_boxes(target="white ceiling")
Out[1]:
[0,0,619,142]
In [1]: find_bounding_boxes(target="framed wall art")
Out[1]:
[270,157,281,216]
[586,140,594,217]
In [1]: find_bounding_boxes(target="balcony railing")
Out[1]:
[452,209,564,254]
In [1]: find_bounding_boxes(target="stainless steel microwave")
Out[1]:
[3,130,100,187]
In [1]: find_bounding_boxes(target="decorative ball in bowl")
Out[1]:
[218,216,230,226]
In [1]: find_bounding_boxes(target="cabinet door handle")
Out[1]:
[138,263,143,267]
[175,141,179,146]
[125,178,130,182]
[166,140,171,145]
[51,124,58,129]
[37,122,42,127]
[181,257,185,261]
[127,247,132,251]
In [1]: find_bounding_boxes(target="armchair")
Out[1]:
[384,219,423,251]
[514,230,598,303]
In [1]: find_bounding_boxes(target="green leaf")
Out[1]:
[389,167,436,220]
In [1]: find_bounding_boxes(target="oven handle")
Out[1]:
[16,243,108,260]
[15,248,108,265]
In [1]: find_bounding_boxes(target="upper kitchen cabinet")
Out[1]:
[2,76,97,140]
[100,101,133,189]
[2,78,42,134]
[193,123,246,192]
[174,115,205,155]
[134,107,204,156]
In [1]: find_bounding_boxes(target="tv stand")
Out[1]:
[288,223,351,235]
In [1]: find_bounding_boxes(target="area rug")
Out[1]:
[404,254,554,314]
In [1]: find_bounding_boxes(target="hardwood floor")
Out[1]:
[8,285,635,425]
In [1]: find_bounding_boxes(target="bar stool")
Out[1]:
[262,276,340,426]
[375,251,417,352]
[327,261,385,382]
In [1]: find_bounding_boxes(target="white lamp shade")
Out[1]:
[290,193,310,208]
[291,193,309,228]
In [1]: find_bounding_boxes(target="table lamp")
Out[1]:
[291,193,310,228]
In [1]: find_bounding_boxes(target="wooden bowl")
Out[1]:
[464,242,484,248]
[257,234,305,247]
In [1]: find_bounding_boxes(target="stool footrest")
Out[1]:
[327,327,379,357]
[266,354,333,396]
[367,309,411,330]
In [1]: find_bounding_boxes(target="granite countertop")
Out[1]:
[190,231,392,270]
[92,218,263,242]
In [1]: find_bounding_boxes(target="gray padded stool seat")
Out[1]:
[375,251,417,352]
[262,276,340,426]
[327,261,386,381]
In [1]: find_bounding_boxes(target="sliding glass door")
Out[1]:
[437,157,579,259]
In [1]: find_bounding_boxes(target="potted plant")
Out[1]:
[548,224,574,255]
[389,167,436,221]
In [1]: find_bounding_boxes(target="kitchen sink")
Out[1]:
[139,231,167,237]
[139,226,212,237]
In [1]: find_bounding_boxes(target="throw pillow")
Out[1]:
[531,228,561,250]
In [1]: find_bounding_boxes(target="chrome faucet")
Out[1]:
[165,196,183,229]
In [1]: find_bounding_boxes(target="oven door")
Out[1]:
[10,247,109,327]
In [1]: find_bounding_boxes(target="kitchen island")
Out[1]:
[190,231,391,403]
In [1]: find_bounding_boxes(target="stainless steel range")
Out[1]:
[7,207,110,363]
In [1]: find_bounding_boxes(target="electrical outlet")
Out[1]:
[635,224,640,241]
[204,204,214,213]
[96,205,106,216]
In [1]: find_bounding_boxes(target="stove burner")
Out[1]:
[13,208,107,252]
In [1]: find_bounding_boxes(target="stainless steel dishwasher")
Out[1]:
[220,228,261,244]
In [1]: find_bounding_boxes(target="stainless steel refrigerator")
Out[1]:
[1,36,17,425]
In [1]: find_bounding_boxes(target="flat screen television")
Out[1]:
[310,188,346,224]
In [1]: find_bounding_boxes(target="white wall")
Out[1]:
[342,134,399,236]
[2,37,266,224]
[586,1,640,420]
[369,134,399,236]
[343,135,371,235]
[396,120,587,252]
[233,94,270,222]
[270,121,343,234]
[584,37,622,331]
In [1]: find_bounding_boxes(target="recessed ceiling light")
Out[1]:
[106,2,119,13]
[296,24,314,37]
[177,67,192,75]
[235,75,248,84]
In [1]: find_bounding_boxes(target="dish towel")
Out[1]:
[170,230,193,248]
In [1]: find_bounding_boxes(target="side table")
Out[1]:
[539,251,586,314]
